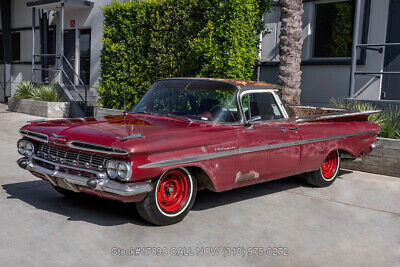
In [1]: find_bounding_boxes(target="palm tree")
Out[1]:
[278,0,304,106]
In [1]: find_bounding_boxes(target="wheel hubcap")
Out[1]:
[321,151,338,180]
[157,170,189,213]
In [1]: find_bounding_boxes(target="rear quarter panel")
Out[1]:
[297,121,380,172]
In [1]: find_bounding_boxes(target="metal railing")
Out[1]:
[32,53,88,113]
[62,54,89,106]
[349,43,400,98]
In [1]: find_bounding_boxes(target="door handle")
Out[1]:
[288,127,299,132]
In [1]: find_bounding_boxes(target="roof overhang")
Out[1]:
[26,0,93,10]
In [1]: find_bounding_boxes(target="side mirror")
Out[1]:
[243,123,255,130]
[247,115,261,123]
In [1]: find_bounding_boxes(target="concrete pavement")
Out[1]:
[0,103,399,266]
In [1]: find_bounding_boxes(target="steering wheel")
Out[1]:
[210,104,223,115]
[210,105,236,122]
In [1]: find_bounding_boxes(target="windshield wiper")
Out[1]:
[132,111,152,114]
[132,111,193,123]
[161,113,193,123]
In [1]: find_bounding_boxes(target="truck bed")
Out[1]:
[287,105,380,123]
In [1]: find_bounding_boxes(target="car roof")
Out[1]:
[158,77,280,89]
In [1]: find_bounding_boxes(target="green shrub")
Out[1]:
[13,81,36,100]
[379,107,400,139]
[13,82,64,102]
[98,0,271,110]
[330,98,400,139]
[32,84,64,102]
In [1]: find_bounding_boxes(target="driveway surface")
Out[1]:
[0,104,399,266]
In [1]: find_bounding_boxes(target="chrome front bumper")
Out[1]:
[18,155,153,197]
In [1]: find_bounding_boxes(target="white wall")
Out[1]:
[0,0,111,102]
[261,0,391,106]
[59,0,107,88]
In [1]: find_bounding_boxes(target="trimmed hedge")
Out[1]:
[98,0,271,110]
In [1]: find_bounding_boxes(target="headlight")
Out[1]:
[106,160,132,181]
[117,162,132,181]
[106,160,117,179]
[17,139,35,156]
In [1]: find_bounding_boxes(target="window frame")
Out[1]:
[238,88,290,124]
[312,0,355,60]
[78,28,91,85]
[0,25,57,64]
[0,31,21,61]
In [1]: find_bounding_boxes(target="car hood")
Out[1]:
[23,114,211,149]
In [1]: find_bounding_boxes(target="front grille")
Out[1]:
[34,159,96,179]
[37,143,109,171]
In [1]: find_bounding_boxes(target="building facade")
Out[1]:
[260,0,400,105]
[1,0,399,107]
[0,0,123,103]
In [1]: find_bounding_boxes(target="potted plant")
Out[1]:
[8,81,70,118]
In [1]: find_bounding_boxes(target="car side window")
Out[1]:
[242,92,284,122]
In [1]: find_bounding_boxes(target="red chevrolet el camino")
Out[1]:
[16,78,380,225]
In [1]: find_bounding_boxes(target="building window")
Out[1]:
[48,27,57,65]
[0,32,21,61]
[79,29,91,85]
[313,0,355,58]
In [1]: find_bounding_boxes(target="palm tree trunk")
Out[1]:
[278,0,304,106]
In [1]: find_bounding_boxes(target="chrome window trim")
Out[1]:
[238,89,290,122]
[67,140,129,155]
[20,130,49,143]
[131,113,243,126]
[138,130,378,169]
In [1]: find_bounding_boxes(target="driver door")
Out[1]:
[236,91,301,183]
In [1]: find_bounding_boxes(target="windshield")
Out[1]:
[132,79,240,123]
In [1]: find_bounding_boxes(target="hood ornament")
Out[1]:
[52,133,66,138]
[118,134,143,142]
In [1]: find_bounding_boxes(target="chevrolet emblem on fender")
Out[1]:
[49,133,67,143]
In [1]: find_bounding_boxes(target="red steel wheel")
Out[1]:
[156,169,189,213]
[306,150,341,187]
[320,150,339,181]
[136,168,197,225]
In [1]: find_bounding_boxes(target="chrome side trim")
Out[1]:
[20,130,48,143]
[138,130,378,169]
[294,110,381,123]
[24,157,153,197]
[139,149,239,169]
[67,140,129,155]
[239,131,378,154]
